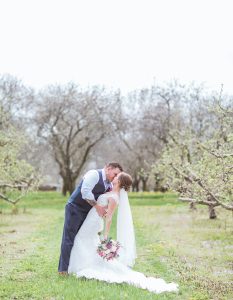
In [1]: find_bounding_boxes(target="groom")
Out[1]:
[58,162,123,274]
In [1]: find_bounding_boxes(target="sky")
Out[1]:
[0,0,233,94]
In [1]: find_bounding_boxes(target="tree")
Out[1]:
[155,99,233,218]
[0,111,38,207]
[0,75,38,208]
[114,81,186,191]
[0,74,34,127]
[36,83,120,195]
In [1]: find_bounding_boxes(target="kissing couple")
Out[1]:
[58,162,178,294]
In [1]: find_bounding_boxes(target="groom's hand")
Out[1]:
[95,204,107,217]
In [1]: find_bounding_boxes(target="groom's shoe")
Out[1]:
[58,271,68,276]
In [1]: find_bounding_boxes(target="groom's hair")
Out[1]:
[106,162,123,172]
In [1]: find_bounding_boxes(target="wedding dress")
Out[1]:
[68,192,178,294]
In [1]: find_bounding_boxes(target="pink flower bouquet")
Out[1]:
[97,237,121,261]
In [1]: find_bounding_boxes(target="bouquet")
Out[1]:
[97,237,121,261]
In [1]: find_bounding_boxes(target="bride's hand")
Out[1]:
[95,204,107,217]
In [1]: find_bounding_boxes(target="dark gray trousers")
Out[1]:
[58,203,89,272]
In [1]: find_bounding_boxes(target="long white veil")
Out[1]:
[117,188,137,267]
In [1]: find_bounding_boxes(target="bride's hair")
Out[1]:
[118,172,133,191]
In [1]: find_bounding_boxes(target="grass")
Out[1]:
[0,192,233,300]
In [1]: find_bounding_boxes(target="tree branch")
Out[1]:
[179,197,219,206]
[173,164,233,211]
[198,142,233,158]
[73,133,105,178]
[0,192,24,205]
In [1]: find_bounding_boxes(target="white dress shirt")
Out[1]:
[81,169,112,201]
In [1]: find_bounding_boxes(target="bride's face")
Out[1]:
[112,173,121,187]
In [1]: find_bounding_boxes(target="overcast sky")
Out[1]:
[0,0,233,94]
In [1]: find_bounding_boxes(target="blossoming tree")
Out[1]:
[0,110,38,209]
[155,101,233,218]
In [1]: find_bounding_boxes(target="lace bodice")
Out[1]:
[97,192,119,206]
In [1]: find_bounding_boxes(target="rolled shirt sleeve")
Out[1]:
[81,170,99,201]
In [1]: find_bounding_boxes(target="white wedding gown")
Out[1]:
[68,192,178,294]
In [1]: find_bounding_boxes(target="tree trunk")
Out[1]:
[189,202,197,210]
[153,180,160,192]
[142,179,148,192]
[209,205,217,219]
[61,175,76,196]
[153,173,163,192]
[132,180,140,192]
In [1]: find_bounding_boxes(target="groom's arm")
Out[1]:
[81,170,99,206]
[81,170,106,217]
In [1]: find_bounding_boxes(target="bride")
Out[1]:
[68,172,178,294]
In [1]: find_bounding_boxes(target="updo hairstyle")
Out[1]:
[118,172,132,191]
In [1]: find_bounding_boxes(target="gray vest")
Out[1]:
[68,169,110,212]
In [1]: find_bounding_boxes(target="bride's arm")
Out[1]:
[104,198,117,239]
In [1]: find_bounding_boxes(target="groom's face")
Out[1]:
[106,167,121,182]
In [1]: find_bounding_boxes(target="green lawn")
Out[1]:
[0,192,232,300]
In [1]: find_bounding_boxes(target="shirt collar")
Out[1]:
[102,168,107,181]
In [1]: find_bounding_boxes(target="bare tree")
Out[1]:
[35,83,120,195]
[114,82,185,191]
[0,74,34,128]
